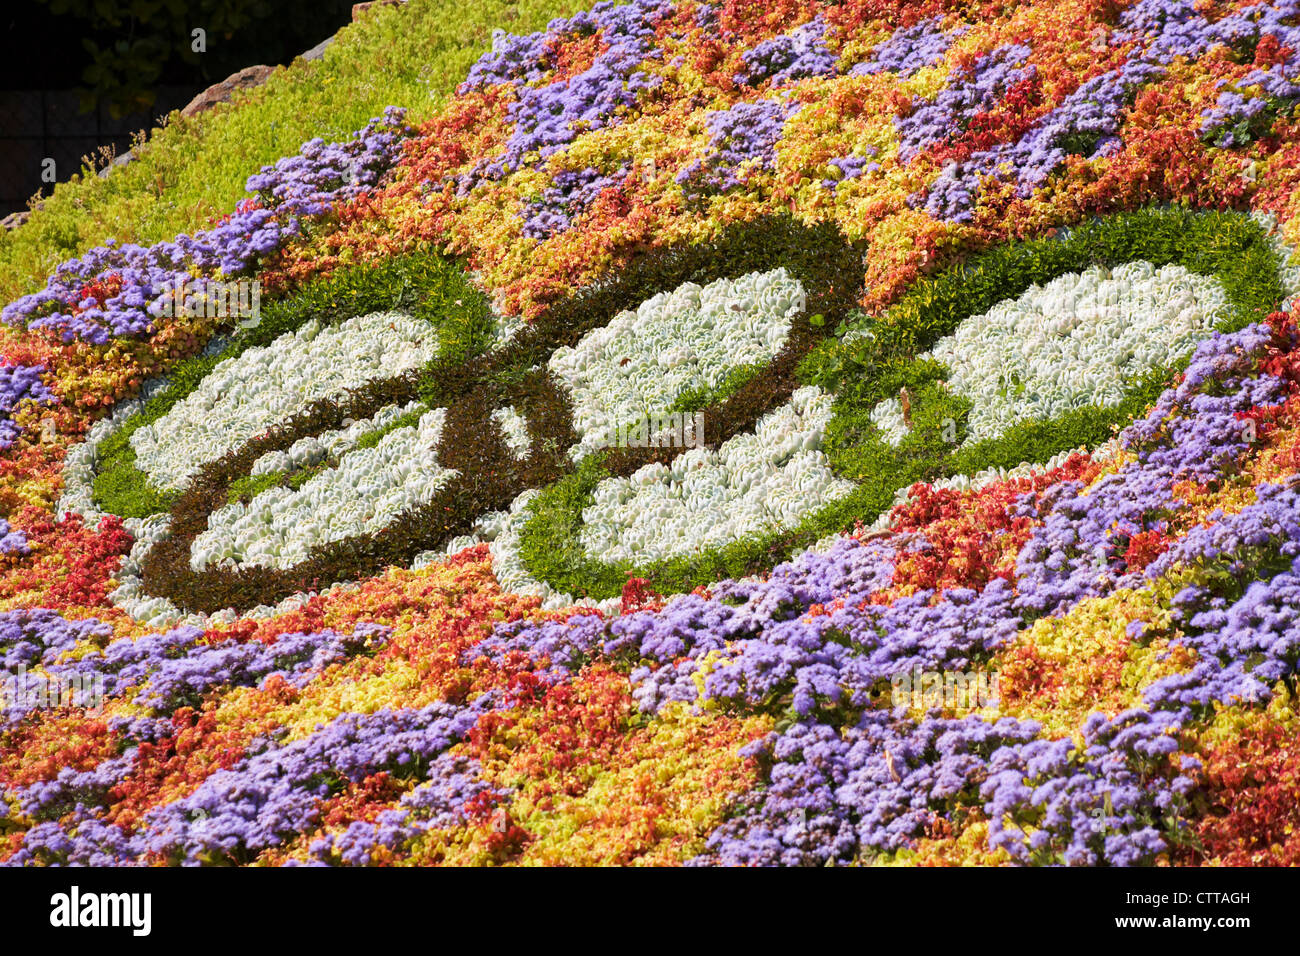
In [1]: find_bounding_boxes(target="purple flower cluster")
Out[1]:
[0,518,29,556]
[470,535,900,703]
[305,752,509,865]
[520,164,628,239]
[1,610,114,725]
[0,361,55,449]
[2,608,391,731]
[736,17,837,87]
[690,711,1043,866]
[131,623,392,714]
[5,697,496,865]
[620,576,1019,718]
[11,751,138,822]
[458,0,668,191]
[923,0,1300,220]
[1141,480,1300,714]
[49,619,387,715]
[895,43,1035,163]
[852,16,965,78]
[42,625,205,701]
[473,535,1010,722]
[822,148,879,190]
[462,0,668,91]
[140,696,494,863]
[2,111,410,343]
[3,808,144,867]
[1014,324,1280,618]
[1199,1,1300,146]
[245,108,410,217]
[1,608,113,675]
[690,705,1197,867]
[676,99,801,194]
[982,708,1198,866]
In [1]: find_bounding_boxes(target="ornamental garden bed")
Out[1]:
[4,0,1300,867]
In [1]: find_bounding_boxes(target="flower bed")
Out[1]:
[6,0,1300,867]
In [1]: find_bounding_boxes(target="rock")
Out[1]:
[353,0,405,20]
[180,65,276,119]
[1,210,31,230]
[97,149,134,178]
[299,36,335,62]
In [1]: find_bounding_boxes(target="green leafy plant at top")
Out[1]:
[0,0,594,314]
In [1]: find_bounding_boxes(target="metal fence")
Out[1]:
[0,86,198,217]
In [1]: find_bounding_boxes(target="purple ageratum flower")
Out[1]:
[676,99,801,194]
[1138,481,1300,714]
[10,751,139,822]
[689,711,1043,866]
[1198,2,1300,147]
[461,0,670,92]
[2,110,411,344]
[308,752,511,865]
[736,17,837,87]
[895,43,1035,163]
[0,362,55,449]
[15,618,390,718]
[466,536,892,712]
[4,701,500,866]
[465,41,660,188]
[244,107,411,218]
[520,164,629,239]
[0,608,113,672]
[691,706,1196,866]
[141,695,496,864]
[923,0,1300,220]
[131,623,392,714]
[852,16,967,78]
[106,714,178,744]
[40,625,206,704]
[675,577,1021,719]
[457,0,669,192]
[2,807,146,867]
[1,610,116,727]
[0,518,28,556]
[821,148,879,190]
[469,534,1004,721]
[1013,324,1281,619]
[981,708,1198,866]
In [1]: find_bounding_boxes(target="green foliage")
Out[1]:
[669,362,768,414]
[227,470,285,505]
[799,205,1282,404]
[352,405,428,450]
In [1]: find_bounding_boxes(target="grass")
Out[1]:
[0,0,593,313]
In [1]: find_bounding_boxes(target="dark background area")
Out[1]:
[0,0,357,218]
